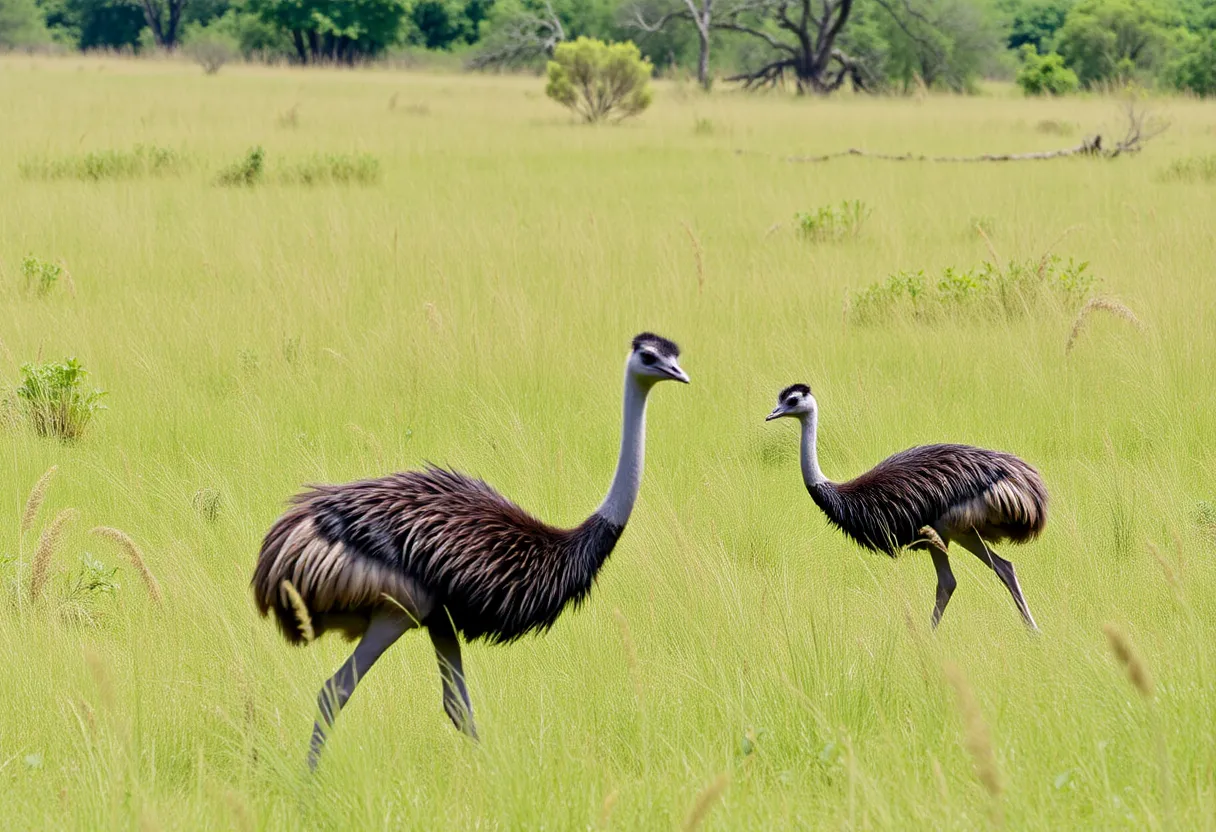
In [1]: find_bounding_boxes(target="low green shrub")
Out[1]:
[15,358,107,442]
[848,255,1096,324]
[1016,46,1080,97]
[1160,155,1216,184]
[21,255,63,296]
[545,38,653,124]
[277,153,380,186]
[795,201,870,241]
[19,145,187,181]
[216,146,264,186]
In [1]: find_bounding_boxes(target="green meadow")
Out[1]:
[3,56,1215,829]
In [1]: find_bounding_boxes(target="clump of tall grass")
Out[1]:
[19,145,187,181]
[1065,296,1144,354]
[15,358,107,442]
[277,152,381,186]
[795,200,870,241]
[848,255,1095,325]
[1159,155,1216,184]
[216,146,264,186]
[192,487,222,523]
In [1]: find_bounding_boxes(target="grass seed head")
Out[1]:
[21,465,58,535]
[683,773,729,831]
[91,526,162,604]
[30,507,78,602]
[1103,622,1154,699]
[944,662,1003,800]
[281,580,315,644]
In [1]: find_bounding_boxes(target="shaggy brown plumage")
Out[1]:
[809,444,1048,555]
[252,466,623,645]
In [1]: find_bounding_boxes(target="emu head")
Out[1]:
[766,383,815,421]
[628,332,689,386]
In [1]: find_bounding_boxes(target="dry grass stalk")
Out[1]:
[30,508,78,602]
[683,773,729,831]
[22,465,58,535]
[1066,296,1145,354]
[681,221,705,293]
[281,580,315,643]
[1103,622,1154,699]
[1147,541,1178,590]
[90,526,162,604]
[975,225,1001,264]
[598,788,619,829]
[944,662,1003,802]
[613,608,643,701]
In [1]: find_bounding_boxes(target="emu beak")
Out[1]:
[665,363,691,384]
[765,406,785,421]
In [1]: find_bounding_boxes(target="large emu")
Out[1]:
[253,333,689,768]
[766,383,1047,631]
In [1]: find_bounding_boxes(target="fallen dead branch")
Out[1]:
[783,100,1167,164]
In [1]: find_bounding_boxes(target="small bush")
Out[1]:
[183,25,239,75]
[20,145,186,181]
[848,255,1096,325]
[16,358,106,442]
[1160,155,1216,184]
[278,153,380,186]
[1016,46,1079,97]
[795,201,870,242]
[216,146,264,186]
[21,255,63,296]
[545,37,653,124]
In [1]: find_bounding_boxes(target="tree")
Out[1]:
[1,0,51,45]
[467,0,565,67]
[1000,0,1074,51]
[248,0,407,62]
[140,0,188,48]
[630,0,715,89]
[712,0,873,93]
[1170,28,1216,94]
[875,0,1004,91]
[1055,0,1180,86]
[545,36,653,121]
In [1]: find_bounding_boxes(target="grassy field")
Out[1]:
[2,55,1215,830]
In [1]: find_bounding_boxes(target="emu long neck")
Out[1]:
[596,371,650,528]
[800,411,826,488]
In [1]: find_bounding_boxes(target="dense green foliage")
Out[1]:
[6,0,1216,93]
[1015,43,1081,92]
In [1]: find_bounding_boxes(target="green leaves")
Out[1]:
[15,358,107,443]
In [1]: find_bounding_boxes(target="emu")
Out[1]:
[252,333,689,769]
[766,383,1047,631]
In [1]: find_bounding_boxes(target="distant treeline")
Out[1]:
[0,0,1213,95]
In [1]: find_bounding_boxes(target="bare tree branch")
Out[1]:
[467,0,565,70]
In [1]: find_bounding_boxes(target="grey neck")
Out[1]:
[596,368,650,528]
[800,411,826,488]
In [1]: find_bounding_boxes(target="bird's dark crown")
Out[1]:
[779,383,811,402]
[632,332,680,358]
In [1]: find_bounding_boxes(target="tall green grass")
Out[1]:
[2,56,1215,830]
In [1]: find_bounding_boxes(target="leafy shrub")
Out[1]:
[19,145,186,181]
[1160,155,1216,183]
[21,255,63,296]
[545,38,653,124]
[795,201,871,241]
[216,146,264,186]
[278,153,381,186]
[1016,45,1080,95]
[183,23,239,75]
[15,358,106,442]
[848,255,1096,324]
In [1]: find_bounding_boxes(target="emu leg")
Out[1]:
[428,612,478,740]
[928,542,957,630]
[308,608,414,770]
[957,532,1039,633]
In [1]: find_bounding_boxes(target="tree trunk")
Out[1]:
[292,30,307,63]
[697,25,710,89]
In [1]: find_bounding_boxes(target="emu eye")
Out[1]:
[639,352,657,366]
[786,396,799,405]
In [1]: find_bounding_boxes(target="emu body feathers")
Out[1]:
[253,466,623,645]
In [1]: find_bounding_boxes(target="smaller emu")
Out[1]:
[252,334,689,769]
[766,384,1047,631]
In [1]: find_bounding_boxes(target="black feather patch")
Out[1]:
[632,332,680,358]
[779,383,811,401]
